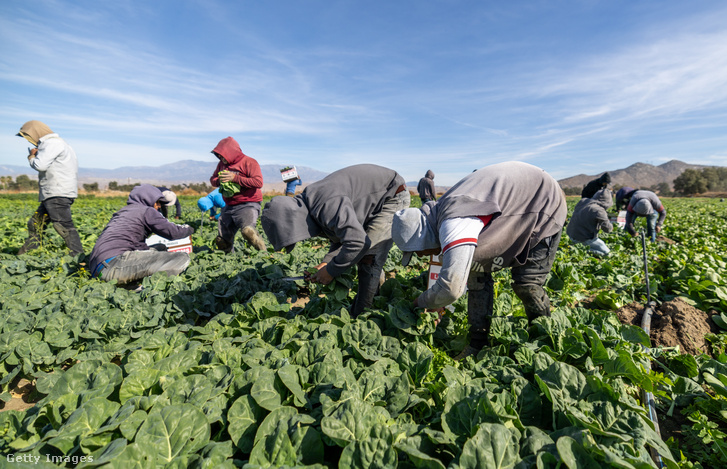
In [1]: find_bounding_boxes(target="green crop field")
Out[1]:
[1,194,726,468]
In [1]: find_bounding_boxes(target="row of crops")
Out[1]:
[0,193,726,468]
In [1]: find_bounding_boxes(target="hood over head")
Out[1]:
[633,198,654,216]
[198,197,213,212]
[598,172,612,184]
[260,196,322,251]
[17,120,53,147]
[591,188,613,209]
[425,170,435,179]
[211,136,246,165]
[161,190,177,207]
[127,184,164,207]
[616,186,635,200]
[392,206,439,266]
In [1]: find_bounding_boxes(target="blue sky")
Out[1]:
[1,0,726,185]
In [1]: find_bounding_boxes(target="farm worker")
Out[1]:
[155,186,182,219]
[391,162,567,360]
[286,177,302,196]
[624,190,666,242]
[16,120,84,257]
[197,188,226,220]
[566,189,613,256]
[261,164,410,317]
[614,186,635,212]
[209,136,266,252]
[581,172,611,199]
[88,185,194,286]
[417,170,437,203]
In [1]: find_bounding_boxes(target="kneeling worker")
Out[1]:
[392,162,566,360]
[261,164,410,317]
[566,188,613,256]
[88,185,194,286]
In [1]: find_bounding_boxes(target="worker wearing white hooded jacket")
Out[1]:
[566,188,613,256]
[392,162,566,360]
[16,120,84,256]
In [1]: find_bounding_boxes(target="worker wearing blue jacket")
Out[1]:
[197,188,226,220]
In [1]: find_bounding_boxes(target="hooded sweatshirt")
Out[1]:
[197,188,226,214]
[566,189,614,242]
[209,137,263,205]
[261,164,405,277]
[615,186,635,211]
[89,185,194,275]
[417,170,436,201]
[394,162,566,273]
[581,172,611,199]
[625,190,666,235]
[19,120,78,201]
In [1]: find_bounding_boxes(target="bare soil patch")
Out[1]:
[0,378,41,413]
[615,297,720,355]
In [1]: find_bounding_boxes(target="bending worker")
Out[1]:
[391,162,566,360]
[261,164,410,317]
[624,190,667,242]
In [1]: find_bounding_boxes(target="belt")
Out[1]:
[91,256,117,277]
[395,184,406,194]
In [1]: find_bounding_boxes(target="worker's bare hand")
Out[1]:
[311,264,333,285]
[656,225,662,233]
[27,148,37,160]
[218,171,236,183]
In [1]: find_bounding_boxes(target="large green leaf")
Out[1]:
[135,404,210,463]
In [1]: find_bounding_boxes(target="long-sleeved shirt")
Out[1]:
[27,133,78,201]
[566,189,613,243]
[625,190,666,236]
[417,170,436,201]
[197,188,226,218]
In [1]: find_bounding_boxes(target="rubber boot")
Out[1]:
[241,226,267,251]
[214,235,234,253]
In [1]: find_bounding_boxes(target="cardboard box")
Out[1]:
[428,254,442,289]
[280,166,299,183]
[145,234,193,254]
[609,210,627,229]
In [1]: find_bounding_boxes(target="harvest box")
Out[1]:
[280,166,299,182]
[145,234,193,253]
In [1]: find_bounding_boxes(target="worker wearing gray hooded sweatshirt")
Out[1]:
[566,188,613,256]
[625,190,666,242]
[417,170,436,203]
[391,162,566,360]
[261,164,410,317]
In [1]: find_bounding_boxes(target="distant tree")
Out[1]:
[649,182,672,197]
[108,181,118,191]
[673,169,707,195]
[15,174,38,190]
[560,186,582,196]
[83,182,99,192]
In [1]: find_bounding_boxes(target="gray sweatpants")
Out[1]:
[351,189,411,316]
[100,249,190,284]
[217,202,261,252]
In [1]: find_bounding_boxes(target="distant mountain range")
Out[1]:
[2,158,722,192]
[557,160,711,190]
[0,160,329,189]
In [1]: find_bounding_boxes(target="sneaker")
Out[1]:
[241,226,267,251]
[453,345,482,361]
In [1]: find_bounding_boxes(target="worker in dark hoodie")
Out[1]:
[581,172,611,199]
[391,162,566,360]
[209,137,266,252]
[566,188,613,256]
[417,170,437,203]
[614,186,635,211]
[88,185,194,287]
[261,164,410,317]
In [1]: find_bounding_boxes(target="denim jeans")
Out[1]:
[100,250,190,284]
[351,190,411,316]
[582,236,610,256]
[217,202,262,252]
[645,213,658,242]
[19,197,84,256]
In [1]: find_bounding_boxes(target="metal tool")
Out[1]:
[283,276,306,282]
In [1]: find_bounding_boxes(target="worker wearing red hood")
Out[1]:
[209,137,266,252]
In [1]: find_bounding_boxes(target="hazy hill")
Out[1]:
[0,160,329,190]
[557,160,710,190]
